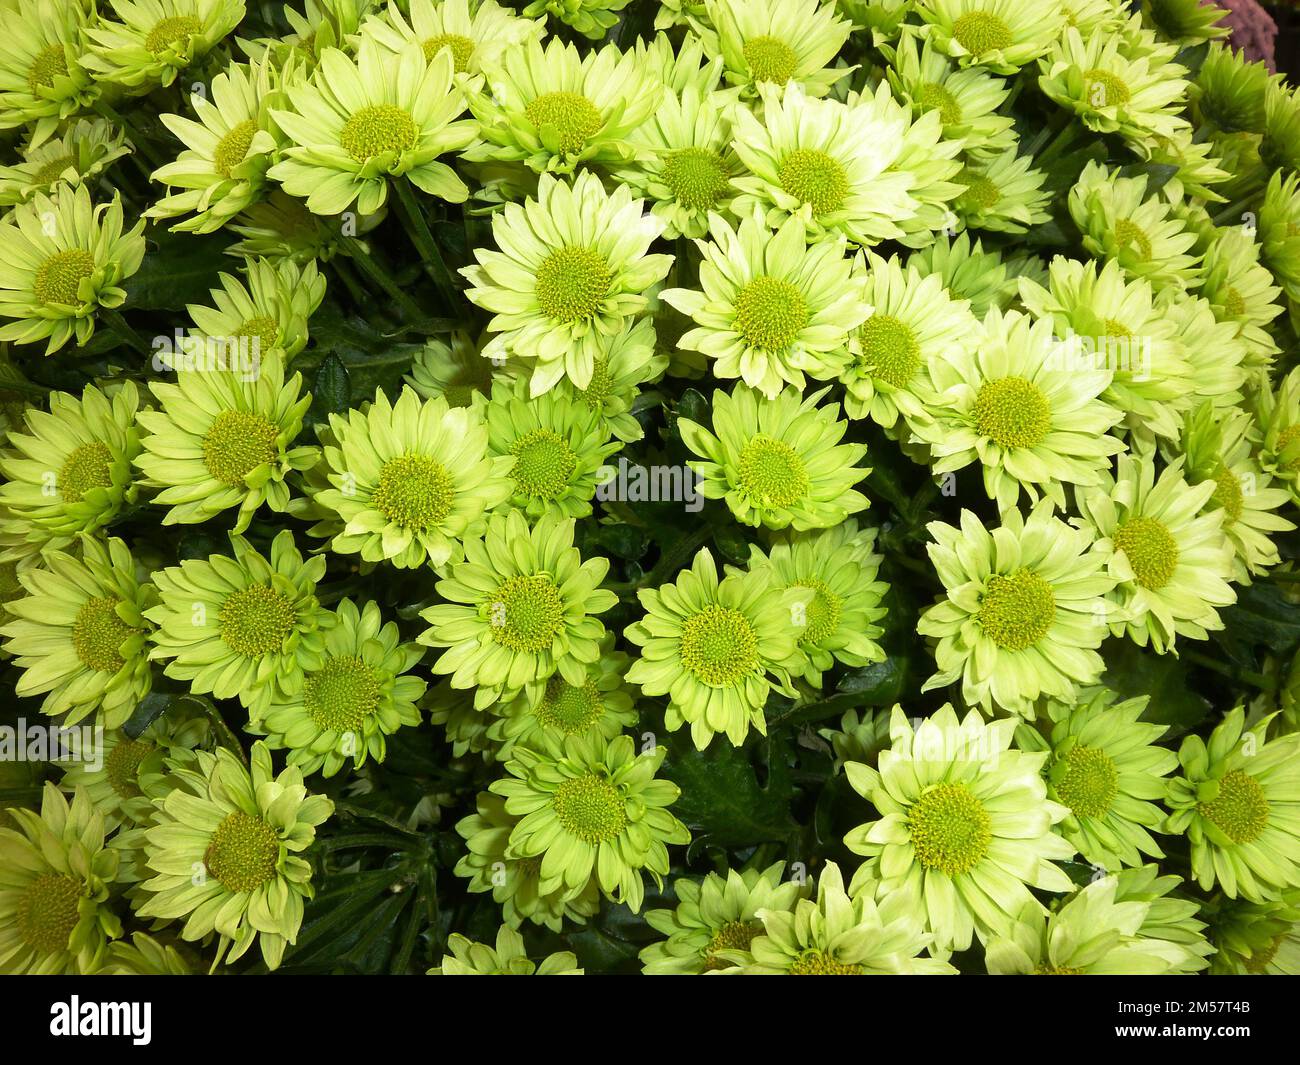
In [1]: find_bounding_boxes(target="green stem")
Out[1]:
[1183,649,1273,691]
[340,235,428,324]
[392,179,458,309]
[99,306,150,356]
[330,256,367,307]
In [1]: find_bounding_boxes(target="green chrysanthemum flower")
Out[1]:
[1074,451,1236,653]
[951,144,1051,234]
[226,188,369,265]
[0,185,145,355]
[917,0,1064,73]
[419,509,617,709]
[429,925,582,975]
[522,0,629,38]
[1017,689,1177,870]
[269,40,477,215]
[906,229,1015,315]
[186,256,326,365]
[1110,864,1215,973]
[464,172,672,395]
[99,931,193,975]
[137,361,316,533]
[1166,707,1300,902]
[1259,170,1300,312]
[680,384,870,530]
[918,503,1116,717]
[237,0,371,67]
[0,784,120,975]
[0,381,141,561]
[820,708,893,772]
[661,211,870,398]
[1,535,154,729]
[1204,895,1300,974]
[404,330,524,408]
[146,530,331,720]
[425,680,499,761]
[1198,225,1283,370]
[136,742,333,970]
[0,0,99,146]
[486,378,622,520]
[915,307,1124,511]
[845,704,1075,953]
[1193,43,1276,135]
[491,732,690,914]
[253,598,426,778]
[1160,290,1248,414]
[1256,366,1300,504]
[839,0,912,40]
[360,0,544,75]
[640,862,803,974]
[84,0,245,90]
[625,547,805,749]
[557,317,667,444]
[697,0,854,98]
[1141,0,1227,46]
[0,119,128,210]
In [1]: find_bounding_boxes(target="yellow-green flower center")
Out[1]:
[736,434,809,509]
[145,15,202,55]
[917,81,962,126]
[742,35,798,85]
[552,773,626,844]
[579,358,612,408]
[789,949,863,975]
[1084,68,1130,108]
[34,153,77,185]
[339,104,418,163]
[16,874,81,954]
[779,148,849,216]
[662,147,730,212]
[1055,746,1118,819]
[958,173,1001,212]
[106,737,153,800]
[72,595,133,674]
[794,579,841,645]
[525,91,603,156]
[1198,769,1269,845]
[951,11,1013,55]
[1036,964,1085,974]
[534,674,604,735]
[214,118,258,177]
[534,245,611,324]
[27,44,68,92]
[59,441,113,503]
[734,276,809,351]
[1278,424,1300,472]
[705,919,763,970]
[486,574,565,653]
[1245,936,1281,974]
[423,32,474,72]
[34,249,95,307]
[1114,218,1153,261]
[305,654,381,734]
[1114,515,1179,591]
[1210,465,1243,525]
[233,314,279,355]
[204,810,280,893]
[1221,286,1246,319]
[908,782,992,877]
[973,376,1051,449]
[202,409,280,487]
[219,583,296,657]
[371,453,455,530]
[978,568,1055,650]
[859,314,921,388]
[679,604,759,686]
[509,428,578,500]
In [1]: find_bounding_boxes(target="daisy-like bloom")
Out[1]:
[148,56,291,234]
[1198,226,1283,371]
[625,547,805,749]
[464,38,663,176]
[844,704,1076,953]
[254,598,426,778]
[1165,707,1300,902]
[730,84,914,249]
[302,386,513,569]
[916,0,1064,73]
[1257,366,1300,504]
[491,732,690,914]
[135,360,316,533]
[0,186,145,355]
[1110,864,1215,973]
[559,317,667,443]
[429,926,582,975]
[1073,451,1235,653]
[1204,895,1300,974]
[100,932,193,975]
[0,784,120,975]
[0,382,141,560]
[696,0,853,99]
[1018,255,1192,442]
[1135,127,1231,205]
[485,378,621,520]
[419,509,617,709]
[1142,0,1228,45]
[136,743,333,970]
[820,708,894,772]
[1017,689,1177,870]
[951,146,1051,234]
[146,530,331,720]
[1161,291,1248,415]
[360,0,545,76]
[743,520,887,685]
[238,0,371,67]
[463,172,672,394]
[723,861,956,975]
[660,211,870,397]
[1259,171,1300,308]
[405,330,523,407]
[914,307,1124,511]
[83,0,245,90]
[0,119,128,210]
[269,40,477,216]
[0,0,99,145]
[425,681,500,762]
[680,384,869,530]
[986,873,1210,974]
[1038,26,1191,146]
[522,0,628,38]
[640,863,803,974]
[1,535,154,729]
[907,230,1014,315]
[226,189,368,264]
[1068,160,1201,291]
[455,792,602,932]
[1193,42,1274,134]
[1179,405,1293,582]
[918,503,1116,716]
[839,0,911,40]
[844,250,979,429]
